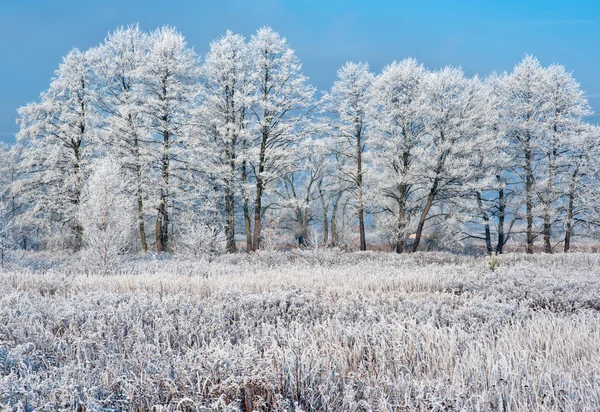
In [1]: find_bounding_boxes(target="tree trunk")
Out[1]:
[563,162,579,253]
[411,187,436,253]
[252,192,262,250]
[411,150,445,253]
[224,85,237,253]
[318,183,329,245]
[224,190,236,253]
[476,191,493,254]
[564,191,574,253]
[496,183,505,254]
[543,212,552,253]
[156,127,169,253]
[356,133,366,251]
[241,142,253,252]
[395,193,406,254]
[72,138,83,252]
[224,143,237,253]
[155,217,163,253]
[130,116,148,252]
[525,146,534,254]
[330,193,341,247]
[252,124,268,251]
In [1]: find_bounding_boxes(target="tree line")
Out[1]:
[1,25,599,263]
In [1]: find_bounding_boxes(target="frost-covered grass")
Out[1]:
[1,251,600,411]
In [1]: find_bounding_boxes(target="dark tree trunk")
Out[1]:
[72,139,83,252]
[411,187,436,253]
[252,192,262,251]
[411,149,445,253]
[525,146,534,254]
[241,142,253,252]
[252,122,268,250]
[318,183,329,245]
[156,127,169,253]
[224,143,237,253]
[476,191,492,254]
[132,129,148,252]
[564,191,574,253]
[496,183,505,254]
[563,161,579,253]
[356,133,366,251]
[395,192,407,254]
[330,193,341,247]
[543,212,552,253]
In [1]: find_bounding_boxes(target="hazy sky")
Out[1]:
[1,0,599,143]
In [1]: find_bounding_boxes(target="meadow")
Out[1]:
[1,251,599,411]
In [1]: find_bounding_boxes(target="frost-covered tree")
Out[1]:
[16,48,96,251]
[535,63,591,253]
[369,59,428,253]
[449,76,509,254]
[247,27,315,250]
[275,137,329,246]
[142,26,201,253]
[410,67,492,252]
[81,157,135,266]
[563,123,600,251]
[92,25,153,252]
[323,62,374,251]
[0,143,17,266]
[199,30,252,253]
[499,56,549,254]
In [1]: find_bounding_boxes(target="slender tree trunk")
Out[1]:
[395,191,406,254]
[224,145,237,253]
[252,191,262,251]
[318,182,329,245]
[132,128,148,252]
[356,133,366,251]
[73,141,83,252]
[564,191,574,253]
[224,190,236,252]
[496,182,505,254]
[411,150,445,253]
[525,145,534,254]
[241,139,253,252]
[252,124,268,250]
[476,191,493,254]
[542,211,552,253]
[411,186,436,253]
[242,177,253,252]
[156,127,169,253]
[224,87,238,253]
[542,147,556,253]
[564,163,579,252]
[330,193,341,247]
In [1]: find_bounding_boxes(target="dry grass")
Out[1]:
[1,251,599,411]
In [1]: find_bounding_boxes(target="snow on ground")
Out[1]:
[1,251,599,410]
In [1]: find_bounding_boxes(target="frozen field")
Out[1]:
[1,251,599,411]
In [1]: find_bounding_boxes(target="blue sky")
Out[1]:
[1,0,599,143]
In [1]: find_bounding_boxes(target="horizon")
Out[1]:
[1,0,599,143]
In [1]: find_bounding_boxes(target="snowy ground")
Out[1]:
[1,251,599,411]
